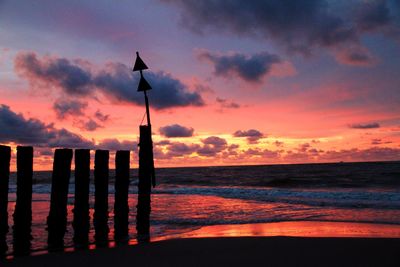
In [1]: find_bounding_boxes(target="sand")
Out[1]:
[3,222,400,266]
[1,237,399,267]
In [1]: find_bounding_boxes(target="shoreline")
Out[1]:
[3,221,400,266]
[157,221,400,240]
[3,236,400,267]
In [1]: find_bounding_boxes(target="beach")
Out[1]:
[3,221,400,266]
[2,0,400,264]
[3,162,400,255]
[3,236,400,267]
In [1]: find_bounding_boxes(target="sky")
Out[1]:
[0,0,400,170]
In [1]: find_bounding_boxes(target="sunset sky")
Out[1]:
[1,0,399,169]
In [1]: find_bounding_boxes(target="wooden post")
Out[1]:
[0,145,11,256]
[47,149,73,251]
[13,146,33,256]
[136,125,155,241]
[133,52,156,242]
[94,150,109,245]
[73,149,90,247]
[114,150,130,241]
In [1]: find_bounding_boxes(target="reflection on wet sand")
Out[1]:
[156,221,400,240]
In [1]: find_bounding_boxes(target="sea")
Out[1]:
[4,161,400,255]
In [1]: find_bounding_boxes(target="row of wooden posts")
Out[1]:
[0,145,145,256]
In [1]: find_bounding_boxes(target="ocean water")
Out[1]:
[4,161,400,255]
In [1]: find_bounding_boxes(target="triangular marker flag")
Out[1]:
[137,76,152,91]
[133,52,149,72]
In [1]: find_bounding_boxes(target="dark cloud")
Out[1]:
[198,50,281,82]
[94,110,109,122]
[96,138,136,151]
[162,0,353,50]
[335,45,376,66]
[0,104,94,148]
[53,98,88,119]
[274,140,284,147]
[162,0,400,65]
[193,83,214,94]
[201,136,227,147]
[216,97,240,109]
[228,144,239,150]
[15,52,205,109]
[233,129,264,138]
[0,104,53,144]
[153,137,400,162]
[371,138,392,145]
[354,0,400,43]
[156,140,171,146]
[154,141,199,158]
[345,51,372,64]
[243,148,280,159]
[298,143,311,152]
[319,147,400,162]
[47,128,94,148]
[154,136,230,159]
[78,119,102,132]
[284,150,313,162]
[15,52,92,95]
[308,148,320,156]
[198,136,228,156]
[37,148,53,156]
[279,146,400,162]
[233,129,264,143]
[166,142,200,157]
[94,62,205,109]
[223,144,239,156]
[356,0,392,32]
[196,146,221,157]
[159,124,194,137]
[349,122,380,129]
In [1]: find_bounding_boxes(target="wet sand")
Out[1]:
[2,236,400,267]
[3,222,400,266]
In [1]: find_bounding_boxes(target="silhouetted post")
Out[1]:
[133,52,156,241]
[47,149,73,251]
[73,149,90,247]
[0,145,11,256]
[136,126,155,241]
[13,146,33,256]
[94,150,109,246]
[114,150,130,241]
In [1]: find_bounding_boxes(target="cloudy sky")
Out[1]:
[1,0,399,169]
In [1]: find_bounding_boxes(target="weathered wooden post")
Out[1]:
[94,150,109,246]
[13,146,33,256]
[133,52,156,241]
[47,148,73,251]
[136,126,155,241]
[73,149,91,247]
[0,145,11,256]
[114,150,130,241]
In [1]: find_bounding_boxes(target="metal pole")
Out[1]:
[140,69,151,126]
